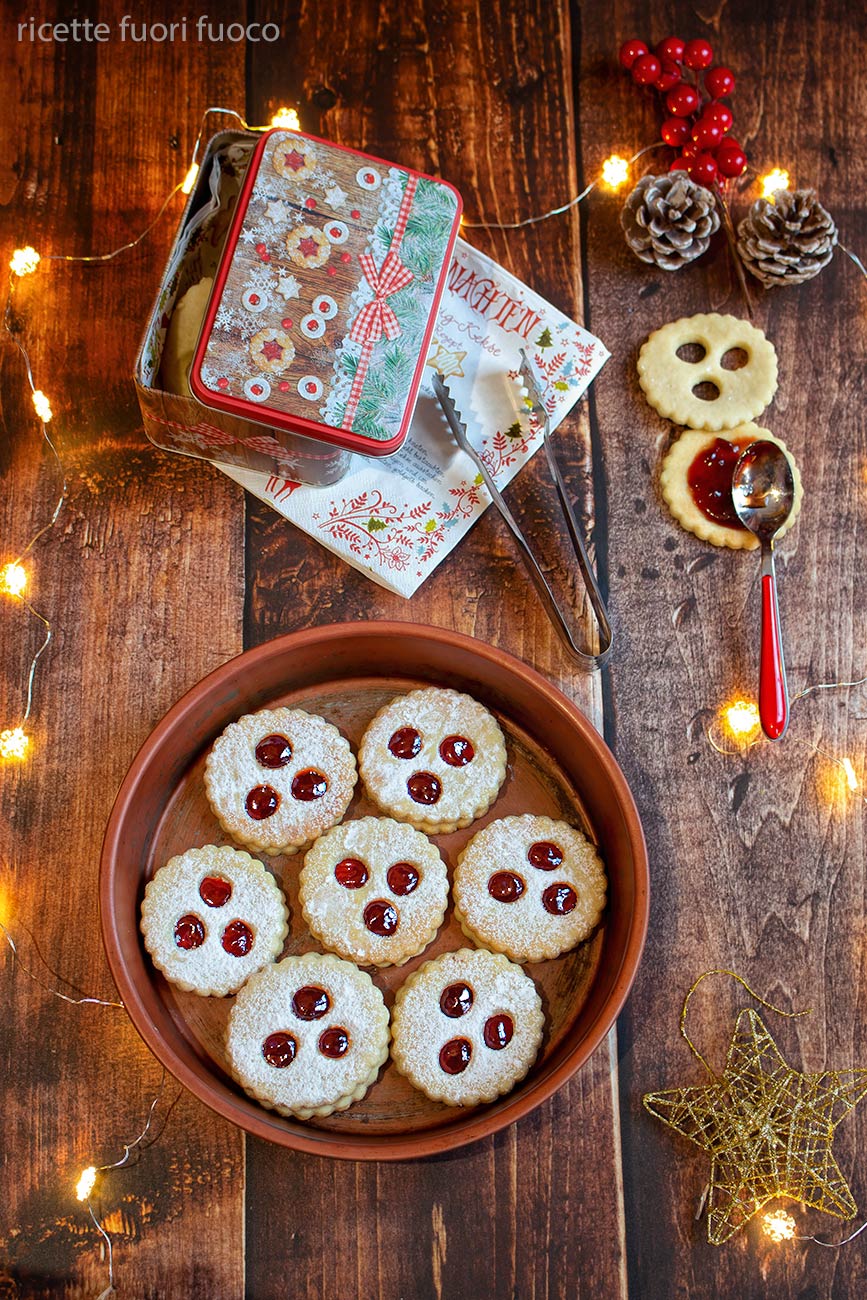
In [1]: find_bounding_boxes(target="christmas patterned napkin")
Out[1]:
[219,239,609,598]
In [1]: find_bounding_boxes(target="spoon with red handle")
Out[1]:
[731,440,796,740]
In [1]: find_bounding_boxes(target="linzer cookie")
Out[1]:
[204,708,357,856]
[660,424,803,549]
[299,817,448,967]
[391,948,544,1106]
[638,313,778,430]
[226,952,389,1119]
[358,687,507,834]
[453,815,606,963]
[140,845,289,997]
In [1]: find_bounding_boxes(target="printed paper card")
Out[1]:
[219,238,609,598]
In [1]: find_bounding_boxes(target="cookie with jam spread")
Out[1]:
[204,707,357,857]
[300,817,448,967]
[453,815,606,963]
[358,688,507,835]
[391,948,544,1106]
[660,424,803,550]
[226,952,389,1119]
[140,845,289,997]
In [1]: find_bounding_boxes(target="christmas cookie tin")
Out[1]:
[190,129,462,458]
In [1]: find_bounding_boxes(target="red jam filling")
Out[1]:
[335,857,369,889]
[221,920,254,956]
[542,883,578,916]
[291,769,329,801]
[199,876,232,907]
[386,862,419,896]
[255,733,293,768]
[262,1031,297,1068]
[440,982,474,1018]
[483,1014,514,1050]
[292,985,331,1020]
[527,841,563,871]
[439,735,475,766]
[246,784,280,820]
[388,727,422,759]
[174,914,205,949]
[407,772,441,805]
[363,899,399,936]
[488,871,525,903]
[439,1038,473,1075]
[318,1026,350,1058]
[687,437,749,529]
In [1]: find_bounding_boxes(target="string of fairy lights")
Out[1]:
[2,95,867,1284]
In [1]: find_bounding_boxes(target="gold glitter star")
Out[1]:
[644,1008,867,1244]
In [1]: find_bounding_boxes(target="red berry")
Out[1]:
[665,83,700,116]
[692,117,723,149]
[681,140,700,162]
[656,36,686,62]
[255,242,267,255]
[705,65,735,98]
[655,58,681,92]
[631,53,661,85]
[684,38,714,70]
[704,103,733,132]
[669,155,689,172]
[661,116,691,146]
[717,136,744,156]
[688,152,718,186]
[619,38,648,69]
[716,145,747,177]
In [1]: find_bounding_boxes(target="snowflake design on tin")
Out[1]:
[200,363,225,391]
[245,263,275,294]
[214,303,236,333]
[311,165,337,190]
[240,229,259,246]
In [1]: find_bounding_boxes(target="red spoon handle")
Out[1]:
[760,572,788,739]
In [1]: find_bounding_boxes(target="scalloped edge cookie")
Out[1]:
[638,313,778,430]
[660,424,803,550]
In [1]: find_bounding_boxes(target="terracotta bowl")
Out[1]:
[100,622,648,1159]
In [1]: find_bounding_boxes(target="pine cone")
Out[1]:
[621,173,720,270]
[737,189,837,287]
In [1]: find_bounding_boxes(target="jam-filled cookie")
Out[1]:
[140,845,289,997]
[453,815,606,963]
[300,817,448,968]
[358,688,507,835]
[226,952,389,1119]
[391,948,544,1106]
[204,708,357,857]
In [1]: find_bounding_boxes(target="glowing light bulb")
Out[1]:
[271,107,300,131]
[31,391,52,423]
[0,563,26,598]
[181,162,200,196]
[762,1208,796,1242]
[601,154,630,190]
[0,728,30,761]
[722,699,761,742]
[76,1166,98,1202]
[842,757,859,791]
[760,169,790,201]
[10,247,40,277]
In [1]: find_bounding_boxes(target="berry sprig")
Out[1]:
[619,36,747,188]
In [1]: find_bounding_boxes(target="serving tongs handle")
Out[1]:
[432,363,613,671]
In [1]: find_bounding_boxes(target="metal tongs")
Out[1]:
[433,350,613,669]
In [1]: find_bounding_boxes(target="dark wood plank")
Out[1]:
[0,3,248,1295]
[243,3,626,1299]
[577,0,867,1295]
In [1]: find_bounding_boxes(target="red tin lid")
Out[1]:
[190,129,462,458]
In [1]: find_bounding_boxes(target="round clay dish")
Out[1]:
[100,622,648,1160]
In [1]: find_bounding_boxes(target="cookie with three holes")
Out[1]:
[391,948,544,1106]
[140,845,289,997]
[358,687,507,835]
[453,815,606,963]
[204,708,357,856]
[226,952,390,1118]
[300,816,448,967]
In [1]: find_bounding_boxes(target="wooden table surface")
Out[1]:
[2,1,865,1296]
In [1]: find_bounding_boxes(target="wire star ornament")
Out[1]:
[643,972,867,1245]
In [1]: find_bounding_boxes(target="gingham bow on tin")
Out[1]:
[349,250,414,344]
